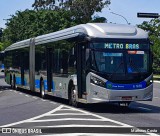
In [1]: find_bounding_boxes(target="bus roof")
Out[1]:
[5,23,148,51]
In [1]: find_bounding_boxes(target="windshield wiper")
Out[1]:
[109,61,124,79]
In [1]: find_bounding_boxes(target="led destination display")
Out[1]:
[104,43,149,50]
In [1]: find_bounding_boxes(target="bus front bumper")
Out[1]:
[87,83,153,103]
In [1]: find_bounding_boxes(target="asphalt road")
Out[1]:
[0,74,160,136]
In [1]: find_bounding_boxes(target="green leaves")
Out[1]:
[32,0,110,23]
[138,19,160,74]
[1,0,110,50]
[2,9,76,43]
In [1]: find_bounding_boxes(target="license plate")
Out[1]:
[121,96,132,100]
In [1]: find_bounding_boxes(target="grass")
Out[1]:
[153,75,160,81]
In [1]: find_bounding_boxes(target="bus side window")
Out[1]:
[68,48,76,74]
[61,50,69,74]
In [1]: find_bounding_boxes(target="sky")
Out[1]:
[0,0,160,29]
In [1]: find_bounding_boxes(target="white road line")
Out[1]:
[47,113,87,116]
[50,102,56,104]
[25,95,30,97]
[154,97,160,99]
[41,99,47,102]
[154,81,160,83]
[0,91,2,94]
[32,97,38,99]
[13,91,17,93]
[0,104,159,136]
[19,92,22,95]
[59,109,75,111]
[28,118,102,123]
[63,105,132,127]
[36,133,150,136]
[36,125,128,128]
[9,90,13,92]
[0,105,63,127]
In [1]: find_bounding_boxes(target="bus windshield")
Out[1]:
[89,41,151,82]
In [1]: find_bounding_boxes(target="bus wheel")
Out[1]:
[10,74,13,89]
[70,87,78,107]
[40,80,45,99]
[12,76,16,90]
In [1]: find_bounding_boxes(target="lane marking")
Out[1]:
[25,95,30,97]
[47,113,87,116]
[27,118,102,123]
[36,133,151,136]
[50,102,56,104]
[19,93,22,95]
[32,97,38,99]
[154,97,160,99]
[36,125,129,128]
[41,99,47,102]
[154,81,160,83]
[63,105,132,127]
[0,105,63,127]
[59,109,75,111]
[1,104,159,136]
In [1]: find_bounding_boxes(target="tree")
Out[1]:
[2,0,110,49]
[0,28,3,42]
[0,42,3,51]
[138,19,160,74]
[32,0,111,23]
[2,9,76,44]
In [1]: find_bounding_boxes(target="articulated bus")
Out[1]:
[4,23,153,106]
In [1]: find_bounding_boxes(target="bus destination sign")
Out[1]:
[105,43,140,50]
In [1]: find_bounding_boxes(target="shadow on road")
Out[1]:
[1,85,160,114]
[0,85,11,91]
[80,102,160,114]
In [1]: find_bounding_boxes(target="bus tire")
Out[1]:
[10,74,12,89]
[12,75,16,90]
[40,80,45,99]
[69,87,78,107]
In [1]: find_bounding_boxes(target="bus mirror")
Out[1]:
[60,68,63,74]
[150,41,154,46]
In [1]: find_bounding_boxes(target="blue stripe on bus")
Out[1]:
[16,77,27,85]
[106,81,146,90]
[16,77,21,85]
[35,79,40,89]
[35,79,55,91]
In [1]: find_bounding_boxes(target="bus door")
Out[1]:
[46,48,53,92]
[76,43,86,98]
[20,52,25,85]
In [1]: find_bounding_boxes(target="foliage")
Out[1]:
[2,9,76,44]
[138,19,160,74]
[0,42,3,51]
[32,0,110,23]
[2,0,110,48]
[0,28,3,42]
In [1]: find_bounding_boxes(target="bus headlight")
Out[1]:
[146,75,153,87]
[90,76,106,87]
